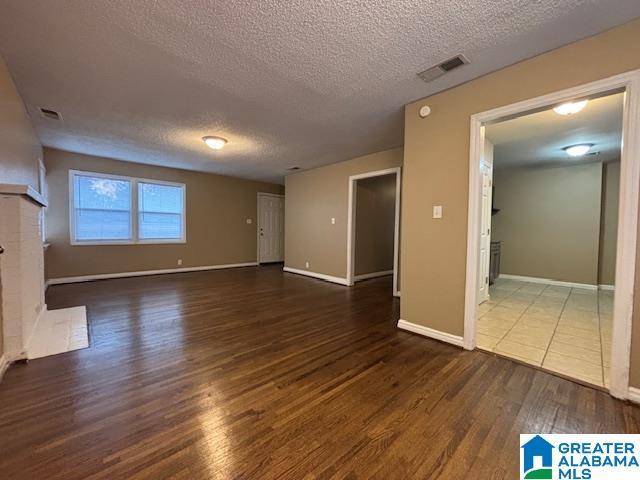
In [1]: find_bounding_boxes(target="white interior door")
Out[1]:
[258,194,284,263]
[478,163,493,304]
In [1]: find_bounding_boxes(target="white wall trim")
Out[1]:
[346,167,402,297]
[463,68,640,400]
[598,284,616,291]
[47,262,259,285]
[397,319,464,347]
[498,274,597,291]
[628,387,640,405]
[0,354,8,382]
[283,266,350,286]
[354,270,393,282]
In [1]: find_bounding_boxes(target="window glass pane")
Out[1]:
[74,175,132,241]
[138,182,184,239]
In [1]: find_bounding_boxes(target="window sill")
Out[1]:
[71,240,186,246]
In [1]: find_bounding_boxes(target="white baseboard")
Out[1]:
[629,387,640,405]
[0,354,8,382]
[499,274,597,291]
[354,270,393,282]
[397,319,464,347]
[47,262,259,286]
[598,284,616,291]
[283,267,349,286]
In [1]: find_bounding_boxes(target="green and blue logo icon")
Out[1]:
[521,435,554,479]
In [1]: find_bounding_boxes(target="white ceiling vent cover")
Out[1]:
[417,54,470,83]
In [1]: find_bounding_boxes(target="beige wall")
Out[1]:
[0,56,41,190]
[354,174,396,276]
[285,147,402,278]
[492,163,603,285]
[44,148,283,279]
[401,18,640,386]
[599,161,620,286]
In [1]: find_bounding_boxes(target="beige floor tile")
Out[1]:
[480,280,615,388]
[548,340,602,365]
[497,301,529,314]
[555,324,600,340]
[503,328,553,350]
[477,323,512,338]
[477,333,501,351]
[527,303,562,318]
[519,313,558,327]
[494,340,545,366]
[557,319,599,333]
[564,300,598,312]
[478,303,494,316]
[509,291,540,301]
[552,331,601,352]
[542,351,603,386]
[510,322,555,336]
[483,306,521,321]
[540,286,571,298]
[570,287,597,295]
[535,293,567,303]
[519,284,547,295]
[491,281,521,291]
[561,307,599,320]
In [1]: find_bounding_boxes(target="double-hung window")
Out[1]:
[70,170,185,245]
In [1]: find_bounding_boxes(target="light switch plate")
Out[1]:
[433,205,443,219]
[246,218,252,224]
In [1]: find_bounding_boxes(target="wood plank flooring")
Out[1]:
[0,264,639,479]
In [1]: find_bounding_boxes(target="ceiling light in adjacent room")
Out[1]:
[564,144,593,157]
[203,136,227,150]
[553,100,588,115]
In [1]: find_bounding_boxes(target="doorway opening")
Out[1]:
[257,193,284,264]
[463,70,640,400]
[346,167,401,297]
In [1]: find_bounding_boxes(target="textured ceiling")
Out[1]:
[0,1,639,184]
[486,93,623,169]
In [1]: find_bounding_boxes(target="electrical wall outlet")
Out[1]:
[433,205,443,219]
[177,259,183,266]
[305,261,310,269]
[331,217,336,225]
[246,218,252,224]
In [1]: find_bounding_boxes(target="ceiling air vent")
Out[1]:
[286,166,300,171]
[417,54,470,83]
[39,107,62,120]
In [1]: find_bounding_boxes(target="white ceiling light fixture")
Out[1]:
[553,100,588,115]
[564,144,593,157]
[203,136,227,150]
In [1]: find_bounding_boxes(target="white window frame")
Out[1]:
[69,170,186,246]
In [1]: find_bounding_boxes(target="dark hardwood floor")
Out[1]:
[0,265,639,479]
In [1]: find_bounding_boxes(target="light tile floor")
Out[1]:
[28,306,89,360]
[477,278,612,387]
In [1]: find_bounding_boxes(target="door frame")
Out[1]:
[257,192,285,263]
[462,69,640,400]
[346,167,401,297]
